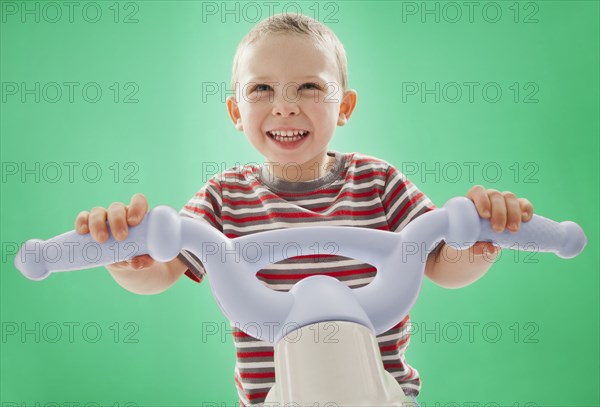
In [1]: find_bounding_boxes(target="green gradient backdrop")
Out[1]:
[1,1,598,406]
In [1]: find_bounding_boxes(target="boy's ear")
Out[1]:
[337,90,357,126]
[226,96,244,131]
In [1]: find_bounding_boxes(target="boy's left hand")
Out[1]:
[466,185,534,256]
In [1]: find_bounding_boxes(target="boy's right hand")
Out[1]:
[74,193,154,270]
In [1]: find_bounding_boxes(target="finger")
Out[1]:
[127,193,149,226]
[88,207,109,243]
[503,191,521,232]
[75,211,90,234]
[466,185,491,218]
[129,254,155,270]
[487,189,507,232]
[518,198,534,221]
[471,242,501,257]
[107,202,128,241]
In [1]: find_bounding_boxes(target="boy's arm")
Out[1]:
[424,243,500,289]
[424,185,534,289]
[106,256,188,295]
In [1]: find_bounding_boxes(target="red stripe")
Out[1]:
[223,192,279,206]
[391,314,410,329]
[379,335,410,353]
[223,180,339,196]
[221,188,383,207]
[222,206,385,224]
[237,351,274,358]
[354,157,383,165]
[183,269,202,283]
[389,191,424,229]
[256,266,376,280]
[208,178,222,193]
[348,170,387,181]
[274,186,342,197]
[247,392,269,401]
[309,189,385,212]
[383,363,406,370]
[382,178,410,208]
[224,182,263,192]
[183,205,219,227]
[234,375,270,403]
[239,371,275,379]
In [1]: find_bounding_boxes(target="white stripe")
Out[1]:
[238,381,275,390]
[262,259,363,270]
[225,216,389,234]
[385,182,420,221]
[235,361,275,369]
[261,277,375,291]
[397,199,432,231]
[377,331,404,342]
[234,340,272,348]
[192,183,222,206]
[398,383,420,391]
[222,196,383,216]
[222,177,385,200]
[180,205,223,227]
[179,250,206,276]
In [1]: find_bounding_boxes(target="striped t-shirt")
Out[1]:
[177,150,436,405]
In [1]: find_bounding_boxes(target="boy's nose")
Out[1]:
[272,95,300,117]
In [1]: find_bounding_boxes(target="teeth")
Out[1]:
[268,130,309,143]
[269,130,308,137]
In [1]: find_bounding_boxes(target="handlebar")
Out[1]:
[14,197,587,344]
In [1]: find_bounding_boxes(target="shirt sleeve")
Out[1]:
[381,164,437,233]
[177,175,223,283]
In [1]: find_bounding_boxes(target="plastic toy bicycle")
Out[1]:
[14,197,587,406]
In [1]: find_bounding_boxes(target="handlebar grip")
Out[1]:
[477,214,587,259]
[14,206,182,281]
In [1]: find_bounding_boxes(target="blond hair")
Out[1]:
[230,13,348,95]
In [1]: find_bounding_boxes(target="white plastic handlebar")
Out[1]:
[14,197,587,344]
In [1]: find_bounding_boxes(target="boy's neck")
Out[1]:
[265,151,336,183]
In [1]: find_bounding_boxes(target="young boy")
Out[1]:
[75,13,534,407]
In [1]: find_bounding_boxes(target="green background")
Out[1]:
[1,1,598,406]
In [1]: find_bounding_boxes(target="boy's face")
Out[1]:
[227,34,356,171]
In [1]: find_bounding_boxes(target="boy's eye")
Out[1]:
[300,82,320,90]
[249,82,321,95]
[254,84,273,92]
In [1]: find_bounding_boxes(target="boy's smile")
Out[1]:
[227,33,357,182]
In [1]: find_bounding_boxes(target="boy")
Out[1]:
[75,13,534,407]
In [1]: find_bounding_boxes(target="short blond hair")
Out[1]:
[230,13,348,95]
